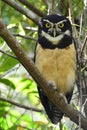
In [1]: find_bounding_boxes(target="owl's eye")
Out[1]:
[45,23,51,28]
[58,23,64,28]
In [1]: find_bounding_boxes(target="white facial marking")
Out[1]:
[42,30,64,45]
[65,30,71,36]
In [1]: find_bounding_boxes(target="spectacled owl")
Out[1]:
[34,14,76,124]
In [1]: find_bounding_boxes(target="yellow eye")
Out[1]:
[58,23,64,28]
[45,23,51,28]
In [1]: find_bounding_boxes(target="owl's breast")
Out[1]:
[35,43,76,95]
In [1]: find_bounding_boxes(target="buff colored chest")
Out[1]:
[35,43,76,95]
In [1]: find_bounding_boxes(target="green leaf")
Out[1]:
[0,54,18,73]
[0,118,8,130]
[7,126,17,130]
[0,38,4,46]
[0,78,15,89]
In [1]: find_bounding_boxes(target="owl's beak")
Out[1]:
[53,29,56,37]
[48,28,61,37]
[53,29,61,37]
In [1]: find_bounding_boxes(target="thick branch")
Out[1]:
[18,0,45,17]
[0,20,87,129]
[0,97,42,113]
[2,0,39,25]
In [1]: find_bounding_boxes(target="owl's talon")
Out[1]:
[58,93,67,104]
[48,81,57,92]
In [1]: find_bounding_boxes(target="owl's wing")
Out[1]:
[37,86,64,124]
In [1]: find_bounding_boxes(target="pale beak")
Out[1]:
[53,29,56,37]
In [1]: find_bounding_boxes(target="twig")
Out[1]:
[59,121,62,130]
[0,97,42,113]
[23,26,37,32]
[68,0,81,47]
[41,0,48,6]
[18,0,45,17]
[0,49,17,59]
[12,110,28,128]
[52,0,54,14]
[68,1,72,23]
[68,1,85,129]
[80,36,87,57]
[2,0,39,25]
[41,0,52,14]
[81,64,87,72]
[80,14,83,34]
[13,34,37,41]
[0,20,87,130]
[42,0,60,14]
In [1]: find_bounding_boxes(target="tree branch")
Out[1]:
[80,36,87,57]
[52,0,55,13]
[42,0,60,14]
[41,0,53,14]
[0,97,42,113]
[13,34,37,41]
[18,0,45,17]
[2,0,39,25]
[0,20,87,130]
[0,49,17,59]
[41,0,48,6]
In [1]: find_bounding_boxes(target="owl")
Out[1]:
[34,14,76,124]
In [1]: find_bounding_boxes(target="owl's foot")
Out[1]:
[58,93,67,104]
[48,81,57,91]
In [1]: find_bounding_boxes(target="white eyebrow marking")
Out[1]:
[43,19,53,25]
[58,19,67,24]
[43,19,67,28]
[43,19,67,25]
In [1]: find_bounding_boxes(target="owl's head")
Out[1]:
[38,14,72,48]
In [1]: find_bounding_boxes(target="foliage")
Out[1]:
[0,0,87,130]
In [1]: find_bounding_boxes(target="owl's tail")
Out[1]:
[37,87,63,124]
[45,100,64,124]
